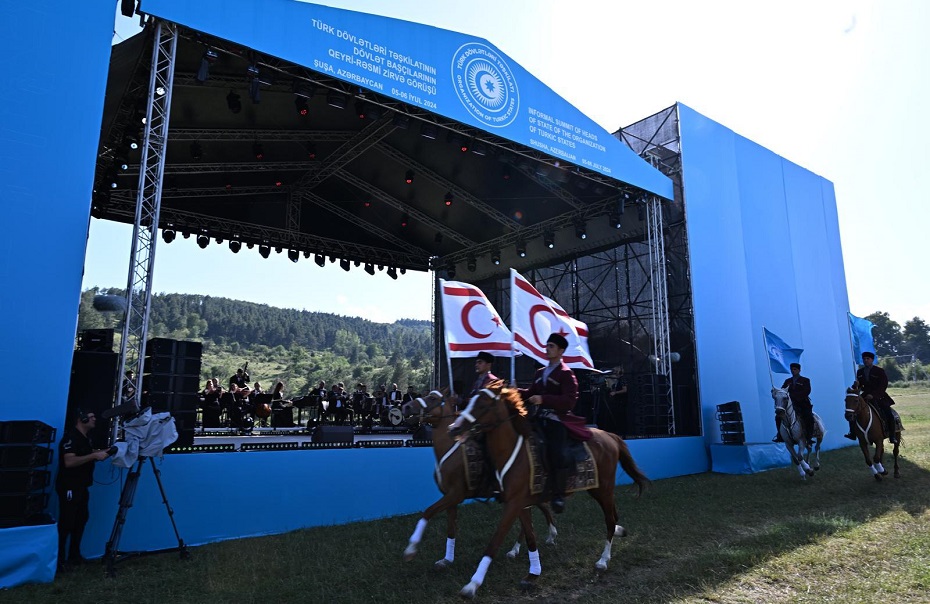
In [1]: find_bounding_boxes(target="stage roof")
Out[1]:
[94,0,672,280]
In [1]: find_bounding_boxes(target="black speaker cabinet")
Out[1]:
[311,425,355,444]
[0,421,55,445]
[67,351,118,449]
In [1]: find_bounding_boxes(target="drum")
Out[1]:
[386,406,403,427]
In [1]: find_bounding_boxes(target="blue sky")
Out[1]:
[90,0,928,325]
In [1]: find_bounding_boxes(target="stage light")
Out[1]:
[448,132,468,152]
[446,263,456,279]
[303,250,311,259]
[491,249,501,265]
[195,48,219,83]
[363,201,371,208]
[466,255,477,272]
[162,229,176,244]
[607,210,622,229]
[197,234,210,249]
[471,141,488,156]
[314,254,325,267]
[253,143,264,160]
[544,231,555,249]
[340,258,351,271]
[420,123,438,140]
[400,213,409,228]
[258,244,271,258]
[124,134,139,150]
[215,236,224,244]
[364,263,375,275]
[295,97,309,115]
[115,151,129,172]
[515,240,527,258]
[354,100,366,119]
[189,142,203,160]
[288,249,299,263]
[106,167,118,189]
[293,81,315,98]
[182,231,190,239]
[275,246,282,254]
[249,79,261,104]
[535,164,550,178]
[305,142,317,160]
[227,90,242,113]
[444,192,453,207]
[392,113,410,129]
[274,178,283,187]
[120,0,136,18]
[354,260,361,267]
[405,170,414,184]
[400,268,407,275]
[327,91,347,109]
[502,166,511,181]
[574,219,587,240]
[246,64,260,79]
[229,240,241,253]
[386,267,398,280]
[246,242,254,249]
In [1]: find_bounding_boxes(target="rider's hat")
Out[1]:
[861,351,875,359]
[476,351,494,363]
[789,362,801,369]
[547,332,569,350]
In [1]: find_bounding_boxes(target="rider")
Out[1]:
[773,362,814,443]
[518,333,591,514]
[470,351,498,396]
[846,351,897,443]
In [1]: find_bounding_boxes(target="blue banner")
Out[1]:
[848,312,876,360]
[141,0,673,198]
[763,327,803,374]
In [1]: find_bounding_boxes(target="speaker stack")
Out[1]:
[716,401,745,445]
[143,338,202,448]
[67,347,118,450]
[634,373,673,436]
[0,421,55,528]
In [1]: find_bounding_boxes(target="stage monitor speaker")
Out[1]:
[311,425,354,444]
[67,351,118,449]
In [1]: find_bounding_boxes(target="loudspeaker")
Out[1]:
[67,351,118,449]
[311,425,354,444]
[0,446,53,469]
[0,421,55,445]
[78,329,114,352]
[0,469,50,493]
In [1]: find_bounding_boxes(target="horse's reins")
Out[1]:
[845,393,874,436]
[459,388,526,491]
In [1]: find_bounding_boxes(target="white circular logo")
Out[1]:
[451,42,519,128]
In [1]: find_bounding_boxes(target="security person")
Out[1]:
[56,408,110,571]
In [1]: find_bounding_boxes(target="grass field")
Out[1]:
[8,388,929,603]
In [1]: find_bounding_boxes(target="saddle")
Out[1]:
[527,428,598,497]
[867,402,904,437]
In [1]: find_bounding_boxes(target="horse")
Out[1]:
[400,390,557,570]
[771,387,826,479]
[844,385,901,480]
[448,381,649,598]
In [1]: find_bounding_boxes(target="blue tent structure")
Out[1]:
[0,0,854,588]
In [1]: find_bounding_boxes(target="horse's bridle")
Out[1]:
[409,391,455,424]
[452,388,517,437]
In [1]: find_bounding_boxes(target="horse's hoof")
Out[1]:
[874,474,883,482]
[434,558,453,571]
[881,470,888,476]
[614,525,627,538]
[544,536,556,546]
[460,582,479,599]
[814,467,821,472]
[506,550,517,560]
[595,560,608,571]
[519,574,540,591]
[403,551,416,562]
[894,472,901,479]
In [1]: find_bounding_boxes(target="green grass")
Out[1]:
[8,388,930,603]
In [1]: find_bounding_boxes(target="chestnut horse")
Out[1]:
[400,391,557,569]
[448,381,649,598]
[771,388,826,479]
[844,385,901,480]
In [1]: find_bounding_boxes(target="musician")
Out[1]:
[312,380,329,423]
[470,352,498,396]
[229,365,250,389]
[847,351,897,443]
[607,365,629,433]
[388,383,403,405]
[402,385,419,404]
[773,362,814,443]
[518,333,591,514]
[201,381,222,428]
[270,381,295,428]
[121,369,136,403]
[329,382,349,425]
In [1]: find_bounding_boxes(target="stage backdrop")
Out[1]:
[678,103,853,463]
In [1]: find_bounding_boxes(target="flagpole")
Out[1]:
[762,325,774,390]
[438,280,456,396]
[845,312,859,386]
[510,268,517,386]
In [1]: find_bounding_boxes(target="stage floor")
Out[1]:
[192,425,417,450]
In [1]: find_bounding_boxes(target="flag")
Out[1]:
[439,279,514,357]
[848,312,876,360]
[510,269,594,369]
[763,327,803,374]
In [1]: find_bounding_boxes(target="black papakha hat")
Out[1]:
[547,333,569,349]
[861,351,875,359]
[476,351,494,363]
[789,362,801,369]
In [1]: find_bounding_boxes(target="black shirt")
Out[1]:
[56,428,95,490]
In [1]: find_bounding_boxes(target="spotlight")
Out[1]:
[327,91,347,109]
[515,240,527,258]
[288,249,299,263]
[364,263,375,275]
[314,253,325,267]
[124,134,139,150]
[354,260,361,267]
[189,142,203,160]
[466,255,477,272]
[446,263,456,279]
[197,234,210,249]
[162,229,176,244]
[293,81,315,98]
[400,268,406,275]
[106,167,119,189]
[249,78,261,104]
[607,211,622,229]
[305,142,317,160]
[246,242,254,249]
[574,219,587,240]
[226,90,242,114]
[229,240,241,253]
[491,249,501,265]
[246,64,260,79]
[215,236,224,244]
[502,166,511,180]
[303,250,311,259]
[386,267,398,280]
[401,213,409,228]
[471,141,488,156]
[405,170,414,184]
[259,244,271,258]
[295,97,309,115]
[114,151,129,172]
[544,231,555,249]
[253,143,264,160]
[340,258,351,271]
[535,164,550,178]
[275,246,282,254]
[448,132,468,152]
[444,192,453,207]
[420,123,438,140]
[195,48,219,83]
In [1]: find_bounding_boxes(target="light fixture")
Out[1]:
[515,239,527,258]
[197,234,210,249]
[607,210,622,229]
[106,167,119,189]
[444,192,453,207]
[229,240,241,253]
[502,166,511,181]
[226,90,242,114]
[448,132,468,152]
[258,244,271,258]
[314,254,325,267]
[189,142,203,160]
[195,48,219,83]
[253,143,264,160]
[466,255,477,272]
[340,258,351,271]
[327,91,347,109]
[544,231,555,249]
[405,170,414,184]
[288,249,299,263]
[303,250,311,259]
[400,212,409,228]
[123,134,139,150]
[114,151,129,172]
[491,249,501,265]
[275,246,282,254]
[574,219,587,240]
[420,123,438,140]
[446,263,456,279]
[471,141,488,156]
[246,242,254,249]
[293,81,315,98]
[295,97,309,115]
[386,267,398,280]
[305,142,317,160]
[162,229,176,244]
[364,263,375,275]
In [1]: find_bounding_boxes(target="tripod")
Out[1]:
[104,456,189,577]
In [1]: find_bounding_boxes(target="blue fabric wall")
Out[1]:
[678,104,853,447]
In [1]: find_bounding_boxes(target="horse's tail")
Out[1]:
[608,433,650,496]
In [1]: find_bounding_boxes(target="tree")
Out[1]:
[879,358,904,382]
[865,312,903,357]
[902,317,930,363]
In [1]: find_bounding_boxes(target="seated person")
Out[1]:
[201,384,222,428]
[270,381,295,428]
[402,385,419,404]
[329,382,349,425]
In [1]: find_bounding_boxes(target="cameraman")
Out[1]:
[56,408,110,572]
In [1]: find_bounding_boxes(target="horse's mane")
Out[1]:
[486,380,527,418]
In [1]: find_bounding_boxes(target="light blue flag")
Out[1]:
[763,327,804,374]
[848,312,876,359]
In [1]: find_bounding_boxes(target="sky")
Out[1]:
[92,0,929,325]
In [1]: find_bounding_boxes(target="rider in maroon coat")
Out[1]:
[519,333,592,514]
[470,351,499,396]
[846,351,898,443]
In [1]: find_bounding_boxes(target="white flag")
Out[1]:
[510,269,594,369]
[439,279,514,358]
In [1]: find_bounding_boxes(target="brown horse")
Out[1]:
[844,385,901,480]
[400,390,557,569]
[448,381,649,598]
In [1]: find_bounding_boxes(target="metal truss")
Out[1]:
[130,160,321,175]
[646,195,675,434]
[110,184,284,200]
[286,190,301,232]
[290,116,396,191]
[372,142,522,231]
[115,21,178,416]
[512,163,586,210]
[167,128,357,142]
